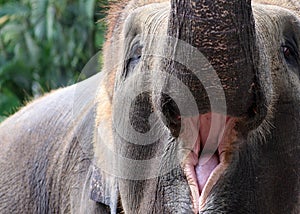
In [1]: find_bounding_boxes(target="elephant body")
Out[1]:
[0,73,105,213]
[0,0,299,213]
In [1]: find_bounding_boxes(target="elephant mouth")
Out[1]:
[180,113,239,213]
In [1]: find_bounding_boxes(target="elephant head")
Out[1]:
[94,0,300,213]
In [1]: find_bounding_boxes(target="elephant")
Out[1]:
[0,0,299,213]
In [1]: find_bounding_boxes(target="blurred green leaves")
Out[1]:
[0,0,107,120]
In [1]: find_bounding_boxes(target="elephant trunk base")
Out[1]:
[180,113,239,213]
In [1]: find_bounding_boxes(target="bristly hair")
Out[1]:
[104,0,129,42]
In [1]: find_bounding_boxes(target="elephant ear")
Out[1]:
[90,71,119,213]
[90,165,119,213]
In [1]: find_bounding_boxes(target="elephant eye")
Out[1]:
[283,46,292,58]
[124,43,143,78]
[282,42,299,65]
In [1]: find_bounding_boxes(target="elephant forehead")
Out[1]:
[105,1,169,41]
[254,0,300,16]
[253,2,300,23]
[123,2,170,37]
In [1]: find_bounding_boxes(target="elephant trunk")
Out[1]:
[166,0,260,120]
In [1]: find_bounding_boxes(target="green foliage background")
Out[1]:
[0,0,108,122]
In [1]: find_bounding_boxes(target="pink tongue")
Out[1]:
[195,154,219,192]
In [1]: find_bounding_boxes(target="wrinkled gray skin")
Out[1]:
[0,0,299,213]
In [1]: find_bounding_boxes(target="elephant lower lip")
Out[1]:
[181,113,239,213]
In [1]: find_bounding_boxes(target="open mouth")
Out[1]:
[179,113,239,213]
